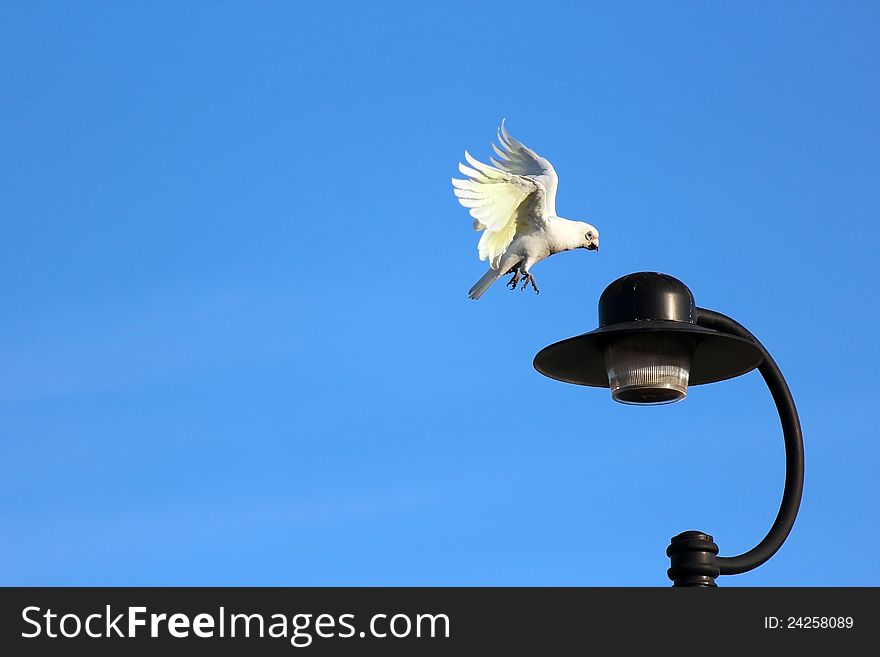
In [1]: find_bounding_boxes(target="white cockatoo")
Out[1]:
[453,120,599,299]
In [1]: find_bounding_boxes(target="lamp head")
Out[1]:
[533,272,764,404]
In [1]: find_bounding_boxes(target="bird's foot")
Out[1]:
[506,271,521,290]
[520,273,540,294]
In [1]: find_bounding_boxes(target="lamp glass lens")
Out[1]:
[603,333,695,405]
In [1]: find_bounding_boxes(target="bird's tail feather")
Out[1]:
[468,268,501,300]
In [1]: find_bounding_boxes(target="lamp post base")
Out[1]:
[666,531,720,587]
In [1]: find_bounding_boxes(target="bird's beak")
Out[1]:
[587,243,599,252]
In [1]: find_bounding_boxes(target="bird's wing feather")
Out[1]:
[490,119,559,217]
[452,151,547,269]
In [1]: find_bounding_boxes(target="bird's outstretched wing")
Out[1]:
[452,150,547,269]
[490,119,559,217]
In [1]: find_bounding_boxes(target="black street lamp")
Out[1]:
[533,272,804,586]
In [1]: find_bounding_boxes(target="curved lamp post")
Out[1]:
[533,272,804,586]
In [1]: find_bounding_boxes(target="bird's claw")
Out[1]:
[519,273,540,294]
[506,271,520,290]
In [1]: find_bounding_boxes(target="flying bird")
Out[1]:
[452,120,599,299]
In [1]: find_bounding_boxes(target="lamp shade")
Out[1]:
[533,273,764,397]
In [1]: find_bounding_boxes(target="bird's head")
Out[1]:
[578,222,600,252]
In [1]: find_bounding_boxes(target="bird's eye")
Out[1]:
[586,231,593,239]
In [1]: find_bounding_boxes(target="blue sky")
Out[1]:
[1,1,878,586]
